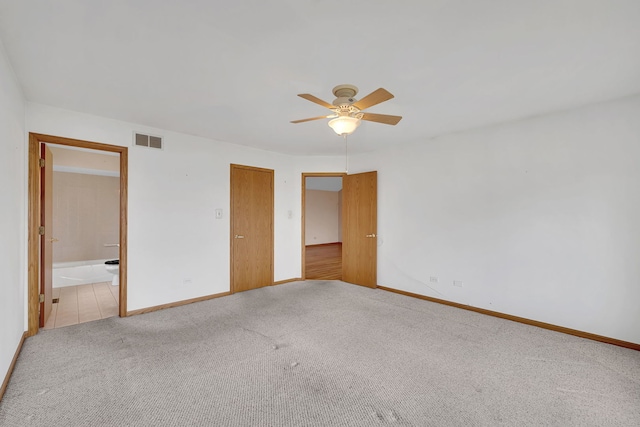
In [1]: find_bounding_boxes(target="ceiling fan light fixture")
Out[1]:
[328,116,361,136]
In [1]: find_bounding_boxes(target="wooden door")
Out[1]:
[39,144,53,326]
[342,171,377,288]
[230,164,274,293]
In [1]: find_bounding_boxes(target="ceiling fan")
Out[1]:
[291,84,402,136]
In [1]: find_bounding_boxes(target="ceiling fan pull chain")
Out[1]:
[344,134,348,173]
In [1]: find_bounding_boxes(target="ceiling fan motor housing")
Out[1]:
[332,84,359,106]
[333,96,357,106]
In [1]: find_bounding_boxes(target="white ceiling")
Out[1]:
[1,1,639,156]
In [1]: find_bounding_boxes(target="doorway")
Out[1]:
[302,174,344,280]
[27,133,128,336]
[45,144,121,329]
[302,171,378,288]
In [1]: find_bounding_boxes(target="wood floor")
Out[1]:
[305,243,342,280]
[43,282,119,330]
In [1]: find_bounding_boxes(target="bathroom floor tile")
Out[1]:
[108,282,119,303]
[45,282,119,330]
[55,313,79,328]
[43,303,57,330]
[78,307,102,323]
[94,282,119,318]
[77,284,101,322]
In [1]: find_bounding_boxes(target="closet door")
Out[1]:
[230,164,274,293]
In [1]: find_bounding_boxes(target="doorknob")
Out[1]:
[365,234,376,238]
[234,235,245,239]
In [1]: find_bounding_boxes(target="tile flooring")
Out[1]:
[43,282,119,330]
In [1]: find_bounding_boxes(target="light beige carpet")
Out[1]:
[1,281,639,426]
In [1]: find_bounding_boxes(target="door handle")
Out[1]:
[234,235,245,239]
[48,238,59,243]
[365,234,376,238]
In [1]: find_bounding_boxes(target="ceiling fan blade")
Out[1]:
[290,115,332,124]
[352,88,394,110]
[361,113,402,125]
[297,94,335,109]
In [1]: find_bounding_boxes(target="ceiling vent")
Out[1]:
[134,132,163,150]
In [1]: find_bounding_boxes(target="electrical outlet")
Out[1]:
[429,276,438,283]
[453,280,463,287]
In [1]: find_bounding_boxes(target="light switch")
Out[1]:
[215,208,223,219]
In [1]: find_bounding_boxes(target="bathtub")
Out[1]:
[53,259,115,288]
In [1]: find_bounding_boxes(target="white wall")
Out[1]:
[52,172,120,263]
[0,40,26,385]
[351,95,640,345]
[26,103,345,310]
[305,189,341,245]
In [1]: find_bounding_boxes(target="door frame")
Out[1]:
[27,133,129,336]
[229,164,274,293]
[39,144,53,326]
[301,172,345,279]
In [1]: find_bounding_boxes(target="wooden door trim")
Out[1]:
[301,172,345,279]
[230,164,274,293]
[27,133,128,336]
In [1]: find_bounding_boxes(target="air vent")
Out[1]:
[134,132,163,150]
